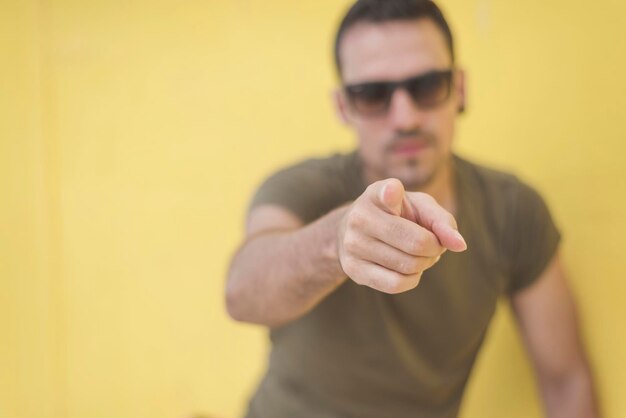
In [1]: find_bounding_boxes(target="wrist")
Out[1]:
[317,204,350,285]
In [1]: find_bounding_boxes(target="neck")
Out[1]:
[417,159,456,215]
[362,156,457,215]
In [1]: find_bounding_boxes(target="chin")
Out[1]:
[400,176,433,192]
[385,160,433,190]
[390,169,435,191]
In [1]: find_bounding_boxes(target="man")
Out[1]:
[226,0,600,417]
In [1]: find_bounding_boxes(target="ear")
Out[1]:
[454,69,467,114]
[332,88,352,125]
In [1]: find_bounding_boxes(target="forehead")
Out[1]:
[339,19,452,84]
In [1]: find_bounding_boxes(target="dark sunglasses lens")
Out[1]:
[346,83,391,116]
[408,71,452,108]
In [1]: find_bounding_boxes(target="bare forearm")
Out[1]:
[541,363,601,418]
[226,206,348,327]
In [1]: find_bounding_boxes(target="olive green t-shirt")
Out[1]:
[244,151,561,418]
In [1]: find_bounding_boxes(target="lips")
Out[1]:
[390,139,430,155]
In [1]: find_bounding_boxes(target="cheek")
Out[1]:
[429,108,457,148]
[355,121,388,156]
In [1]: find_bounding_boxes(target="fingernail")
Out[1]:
[380,183,389,206]
[380,183,388,201]
[454,230,467,247]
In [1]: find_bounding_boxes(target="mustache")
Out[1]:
[385,130,436,152]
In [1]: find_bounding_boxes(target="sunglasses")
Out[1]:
[343,69,454,117]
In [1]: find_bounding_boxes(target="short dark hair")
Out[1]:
[334,0,455,77]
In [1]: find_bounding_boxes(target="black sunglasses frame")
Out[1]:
[343,69,455,117]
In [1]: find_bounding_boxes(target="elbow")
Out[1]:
[539,362,599,414]
[225,275,287,328]
[225,276,247,322]
[225,272,265,325]
[225,253,253,323]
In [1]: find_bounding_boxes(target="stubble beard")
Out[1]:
[382,154,443,192]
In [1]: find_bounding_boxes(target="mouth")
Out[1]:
[389,139,431,157]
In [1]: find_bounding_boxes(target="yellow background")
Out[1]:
[2,0,625,417]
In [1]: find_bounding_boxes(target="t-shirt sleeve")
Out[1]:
[504,180,562,294]
[248,159,343,225]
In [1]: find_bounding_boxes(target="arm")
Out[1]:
[226,178,467,328]
[225,203,348,328]
[510,253,601,418]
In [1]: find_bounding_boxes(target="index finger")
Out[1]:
[364,210,446,257]
[406,192,467,252]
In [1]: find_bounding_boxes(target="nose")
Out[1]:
[387,88,425,131]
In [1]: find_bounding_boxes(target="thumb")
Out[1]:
[377,178,405,216]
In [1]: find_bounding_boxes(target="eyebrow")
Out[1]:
[343,68,452,87]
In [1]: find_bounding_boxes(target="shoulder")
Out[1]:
[454,154,544,212]
[455,155,561,293]
[274,151,359,177]
[256,151,360,196]
[456,155,521,194]
[249,151,362,223]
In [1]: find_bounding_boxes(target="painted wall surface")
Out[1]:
[2,0,625,417]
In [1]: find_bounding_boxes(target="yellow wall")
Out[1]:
[2,1,625,417]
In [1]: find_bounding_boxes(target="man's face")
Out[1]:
[336,19,464,190]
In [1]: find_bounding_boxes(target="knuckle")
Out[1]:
[366,273,387,293]
[408,257,422,273]
[442,213,457,228]
[395,260,409,275]
[403,272,423,291]
[398,257,419,275]
[390,220,405,237]
[365,181,382,197]
[416,192,435,204]
[343,232,358,250]
[357,273,380,291]
[402,274,422,292]
[347,209,366,230]
[422,256,439,271]
[350,275,366,286]
[415,256,429,269]
[341,257,359,279]
[412,272,423,288]
[408,234,426,255]
[382,273,408,294]
[381,282,401,294]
